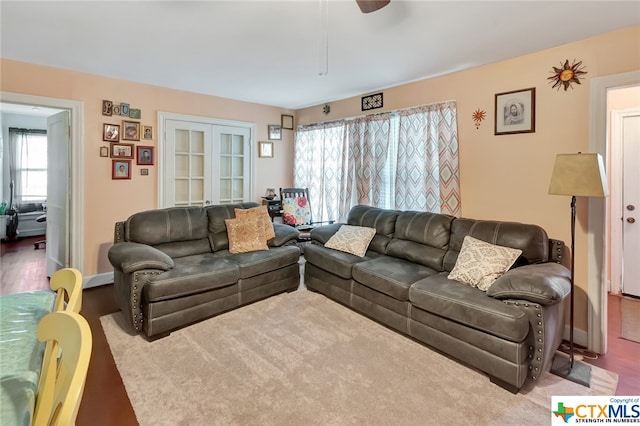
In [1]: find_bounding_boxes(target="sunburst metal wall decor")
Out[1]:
[548,59,587,91]
[472,109,486,129]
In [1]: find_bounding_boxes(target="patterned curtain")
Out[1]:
[293,100,460,221]
[395,101,460,215]
[293,122,350,223]
[347,113,392,208]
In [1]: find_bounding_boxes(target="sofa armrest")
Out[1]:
[309,223,344,245]
[487,263,571,305]
[108,242,174,274]
[269,223,300,247]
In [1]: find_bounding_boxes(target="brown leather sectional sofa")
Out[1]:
[304,205,571,393]
[108,202,300,339]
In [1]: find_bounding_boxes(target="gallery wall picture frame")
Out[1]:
[281,114,294,130]
[140,168,149,176]
[142,125,153,140]
[112,160,131,180]
[122,120,140,141]
[103,123,120,142]
[120,103,130,117]
[100,146,109,157]
[137,146,154,165]
[494,87,536,135]
[259,141,274,158]
[110,143,134,159]
[268,124,282,140]
[129,108,141,119]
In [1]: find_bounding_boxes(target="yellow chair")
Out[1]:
[33,268,90,426]
[32,311,92,426]
[49,268,83,313]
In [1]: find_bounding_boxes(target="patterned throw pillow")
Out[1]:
[325,225,376,257]
[282,197,312,226]
[234,206,276,241]
[448,236,522,291]
[225,216,268,254]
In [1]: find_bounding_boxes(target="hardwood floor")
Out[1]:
[1,236,638,426]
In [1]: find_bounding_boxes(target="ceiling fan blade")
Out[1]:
[356,0,390,14]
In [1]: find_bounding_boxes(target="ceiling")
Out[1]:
[1,1,638,110]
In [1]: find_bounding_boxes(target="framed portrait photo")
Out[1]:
[122,120,140,141]
[268,124,281,141]
[112,160,131,180]
[494,87,536,135]
[137,146,154,165]
[142,125,153,140]
[100,146,109,157]
[103,123,120,142]
[259,141,273,158]
[110,143,134,159]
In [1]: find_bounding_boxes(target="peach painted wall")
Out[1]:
[0,59,295,276]
[296,26,640,333]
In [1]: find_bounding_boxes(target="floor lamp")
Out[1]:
[548,152,609,387]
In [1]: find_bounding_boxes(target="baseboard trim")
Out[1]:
[561,324,588,349]
[83,272,113,289]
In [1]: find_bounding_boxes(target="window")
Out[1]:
[294,101,460,222]
[8,128,48,206]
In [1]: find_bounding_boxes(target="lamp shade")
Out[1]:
[548,153,609,198]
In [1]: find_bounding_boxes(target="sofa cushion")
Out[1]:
[304,243,378,280]
[144,254,239,302]
[353,256,439,301]
[347,205,399,253]
[126,206,212,258]
[282,197,311,225]
[219,245,301,279]
[225,217,268,254]
[386,211,454,271]
[206,202,260,251]
[409,273,530,343]
[443,218,548,272]
[325,225,376,257]
[235,205,275,241]
[448,236,522,291]
[487,262,571,305]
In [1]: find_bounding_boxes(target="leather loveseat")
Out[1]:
[304,205,571,393]
[108,202,301,339]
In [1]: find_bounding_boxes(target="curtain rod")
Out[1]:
[298,99,456,129]
[8,127,47,134]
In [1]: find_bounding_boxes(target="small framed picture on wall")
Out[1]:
[110,143,134,159]
[137,146,154,165]
[112,160,131,180]
[268,124,282,140]
[103,123,120,142]
[142,125,153,140]
[494,87,536,135]
[122,120,140,141]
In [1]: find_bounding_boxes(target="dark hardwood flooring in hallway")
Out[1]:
[1,236,638,426]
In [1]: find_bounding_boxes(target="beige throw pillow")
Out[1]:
[325,225,376,257]
[225,216,269,254]
[234,206,276,241]
[448,236,522,291]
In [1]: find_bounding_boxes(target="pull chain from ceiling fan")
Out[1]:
[318,0,329,76]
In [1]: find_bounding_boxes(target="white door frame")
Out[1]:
[0,91,84,275]
[157,112,256,208]
[588,70,640,354]
[609,107,640,296]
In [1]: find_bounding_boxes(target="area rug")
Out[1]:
[101,289,618,426]
[621,296,640,343]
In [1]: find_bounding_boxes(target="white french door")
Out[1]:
[160,115,254,208]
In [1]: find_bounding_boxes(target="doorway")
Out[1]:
[587,71,640,355]
[0,92,84,289]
